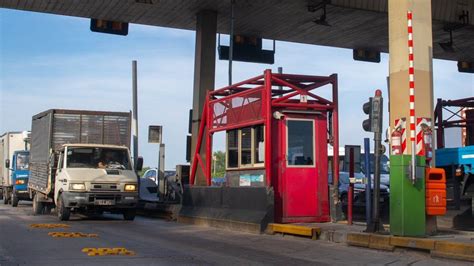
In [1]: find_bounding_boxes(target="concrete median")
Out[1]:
[178,186,274,234]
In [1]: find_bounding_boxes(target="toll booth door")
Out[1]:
[280,115,329,223]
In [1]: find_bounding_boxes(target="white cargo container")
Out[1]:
[1,132,29,201]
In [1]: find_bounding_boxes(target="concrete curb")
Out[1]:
[346,232,474,262]
[266,224,474,262]
[346,233,394,251]
[431,241,474,262]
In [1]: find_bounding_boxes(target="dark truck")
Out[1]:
[28,109,142,221]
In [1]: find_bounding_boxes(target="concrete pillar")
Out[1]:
[388,0,435,236]
[191,10,217,185]
[389,0,434,147]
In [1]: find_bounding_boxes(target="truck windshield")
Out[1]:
[16,152,30,170]
[66,147,131,170]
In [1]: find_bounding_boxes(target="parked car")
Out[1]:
[334,172,390,209]
[140,168,180,203]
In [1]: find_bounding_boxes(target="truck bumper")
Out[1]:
[61,192,138,209]
[15,189,30,200]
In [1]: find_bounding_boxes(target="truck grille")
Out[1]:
[90,183,119,191]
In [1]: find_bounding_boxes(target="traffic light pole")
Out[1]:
[366,129,384,232]
[363,90,385,233]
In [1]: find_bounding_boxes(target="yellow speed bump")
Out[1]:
[81,247,136,256]
[268,223,321,240]
[48,232,99,238]
[30,224,70,229]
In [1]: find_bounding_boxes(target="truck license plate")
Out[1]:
[95,200,114,206]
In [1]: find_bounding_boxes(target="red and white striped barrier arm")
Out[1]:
[407,11,416,151]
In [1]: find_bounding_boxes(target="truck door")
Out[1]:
[280,114,329,222]
[54,151,66,201]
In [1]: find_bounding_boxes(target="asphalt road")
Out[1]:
[0,201,468,265]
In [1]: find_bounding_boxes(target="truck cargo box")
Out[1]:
[29,109,131,195]
[1,132,28,188]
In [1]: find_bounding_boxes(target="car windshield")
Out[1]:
[66,147,131,170]
[16,152,30,170]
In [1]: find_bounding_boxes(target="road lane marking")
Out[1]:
[30,224,70,229]
[81,247,136,256]
[48,232,98,238]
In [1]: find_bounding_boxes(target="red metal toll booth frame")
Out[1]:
[190,69,339,223]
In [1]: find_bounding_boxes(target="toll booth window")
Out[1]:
[226,125,265,169]
[241,127,252,165]
[287,120,314,166]
[227,130,239,168]
[254,125,265,164]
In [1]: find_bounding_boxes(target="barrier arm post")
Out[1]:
[190,100,209,186]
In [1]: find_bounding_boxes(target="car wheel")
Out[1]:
[57,194,70,221]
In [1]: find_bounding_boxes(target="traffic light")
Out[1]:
[90,19,129,36]
[362,90,383,133]
[353,49,381,63]
[362,98,373,132]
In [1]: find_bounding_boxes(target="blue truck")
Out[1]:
[1,131,30,206]
[434,97,473,217]
[7,151,31,207]
[435,146,474,216]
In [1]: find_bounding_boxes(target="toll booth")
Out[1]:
[189,69,339,224]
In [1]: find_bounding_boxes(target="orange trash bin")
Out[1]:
[425,168,447,216]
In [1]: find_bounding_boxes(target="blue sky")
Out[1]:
[1,9,473,169]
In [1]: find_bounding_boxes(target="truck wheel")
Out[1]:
[43,204,53,215]
[11,190,19,207]
[2,190,8,204]
[122,209,136,221]
[32,194,44,215]
[57,194,70,221]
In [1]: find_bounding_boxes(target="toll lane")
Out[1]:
[0,202,467,265]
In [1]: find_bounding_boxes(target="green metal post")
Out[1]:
[390,155,426,236]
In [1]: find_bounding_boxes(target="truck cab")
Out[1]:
[53,144,140,220]
[9,150,30,206]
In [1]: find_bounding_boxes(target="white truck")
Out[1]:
[1,132,29,204]
[28,109,142,221]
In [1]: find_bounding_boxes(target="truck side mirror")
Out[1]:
[5,159,10,169]
[136,157,144,172]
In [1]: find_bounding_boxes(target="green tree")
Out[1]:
[212,151,226,178]
[138,166,150,177]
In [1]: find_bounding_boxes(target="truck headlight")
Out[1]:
[70,183,86,190]
[15,179,25,185]
[124,184,137,192]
